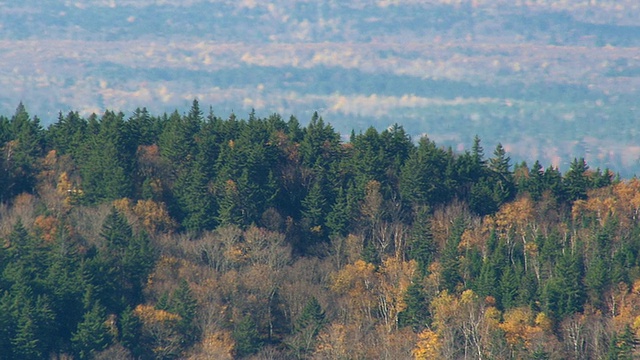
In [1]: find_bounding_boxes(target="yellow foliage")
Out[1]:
[500,307,541,347]
[330,260,378,322]
[112,197,177,233]
[331,260,377,294]
[133,199,177,233]
[378,258,417,331]
[431,290,458,331]
[491,196,534,240]
[460,289,478,305]
[484,306,502,329]
[315,323,349,358]
[200,331,234,360]
[113,198,132,213]
[413,329,441,360]
[535,312,553,333]
[134,304,181,324]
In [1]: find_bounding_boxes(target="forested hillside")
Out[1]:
[1,101,640,359]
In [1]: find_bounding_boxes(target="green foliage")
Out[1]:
[118,306,143,357]
[233,315,262,358]
[71,302,112,359]
[168,280,199,346]
[440,217,465,293]
[290,296,326,357]
[398,280,430,331]
[78,110,135,202]
[3,102,640,359]
[564,157,590,202]
[407,206,437,276]
[399,136,452,207]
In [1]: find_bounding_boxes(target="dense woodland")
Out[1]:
[1,100,640,359]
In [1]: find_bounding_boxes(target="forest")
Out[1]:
[1,100,640,359]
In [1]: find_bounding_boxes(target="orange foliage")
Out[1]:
[33,215,59,242]
[112,198,177,234]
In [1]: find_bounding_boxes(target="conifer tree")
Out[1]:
[291,296,326,356]
[441,217,465,293]
[233,315,262,358]
[398,280,430,330]
[326,186,350,237]
[169,280,199,347]
[71,302,112,360]
[12,307,41,360]
[119,306,143,357]
[407,206,436,276]
[564,157,590,202]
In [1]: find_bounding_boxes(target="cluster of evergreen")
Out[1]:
[1,101,639,359]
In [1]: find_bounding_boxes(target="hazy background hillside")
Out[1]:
[1,0,639,175]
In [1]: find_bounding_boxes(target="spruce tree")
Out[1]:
[71,302,112,360]
[407,206,436,276]
[233,315,262,358]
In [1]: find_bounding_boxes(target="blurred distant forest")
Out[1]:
[1,0,639,175]
[3,101,640,359]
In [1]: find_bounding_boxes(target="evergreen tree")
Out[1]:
[326,186,350,237]
[471,135,485,168]
[119,306,143,357]
[169,280,199,346]
[399,136,451,207]
[12,307,41,360]
[71,302,112,360]
[398,280,430,330]
[564,157,590,202]
[489,143,511,178]
[233,315,262,358]
[176,152,216,232]
[46,111,88,158]
[2,103,45,199]
[440,217,465,293]
[291,296,326,357]
[499,266,519,310]
[301,175,328,248]
[78,110,134,202]
[407,206,437,276]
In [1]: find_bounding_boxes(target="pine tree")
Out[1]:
[119,306,143,357]
[398,280,430,331]
[301,175,328,246]
[499,266,519,310]
[489,143,511,178]
[399,136,451,207]
[71,302,112,360]
[407,206,436,276]
[326,186,350,237]
[290,296,326,357]
[12,307,41,360]
[233,315,262,358]
[78,111,134,202]
[564,157,590,202]
[176,152,216,232]
[169,280,199,346]
[441,217,465,293]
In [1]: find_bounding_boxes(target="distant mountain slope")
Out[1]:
[0,0,639,175]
